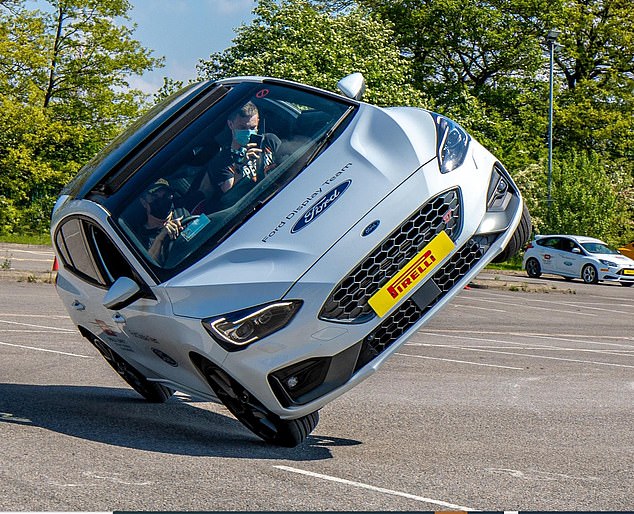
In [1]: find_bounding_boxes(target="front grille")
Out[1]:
[320,189,462,323]
[354,238,484,371]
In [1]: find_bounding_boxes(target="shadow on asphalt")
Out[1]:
[0,383,360,460]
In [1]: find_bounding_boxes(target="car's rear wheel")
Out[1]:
[199,360,318,447]
[89,336,174,403]
[620,282,633,287]
[581,264,599,284]
[525,257,542,278]
[491,203,532,263]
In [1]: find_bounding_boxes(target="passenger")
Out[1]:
[203,101,281,202]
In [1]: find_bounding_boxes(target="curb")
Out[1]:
[0,269,56,284]
[468,277,576,294]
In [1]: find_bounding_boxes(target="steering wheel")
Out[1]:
[179,214,200,229]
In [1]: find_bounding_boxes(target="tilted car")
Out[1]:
[51,73,531,446]
[523,234,634,286]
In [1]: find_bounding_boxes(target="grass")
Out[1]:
[485,254,524,271]
[0,233,51,245]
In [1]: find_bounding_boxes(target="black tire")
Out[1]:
[620,282,633,287]
[89,336,174,403]
[525,257,542,278]
[200,361,318,447]
[491,202,532,263]
[581,264,599,284]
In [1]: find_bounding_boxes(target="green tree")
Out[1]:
[0,0,163,236]
[545,150,632,245]
[2,0,162,138]
[197,0,426,108]
[551,0,634,161]
[0,95,87,234]
[321,0,633,241]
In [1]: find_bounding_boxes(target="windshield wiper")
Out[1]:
[219,200,267,243]
[303,106,356,168]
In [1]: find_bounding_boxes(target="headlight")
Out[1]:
[202,300,302,351]
[434,114,471,174]
[599,259,617,267]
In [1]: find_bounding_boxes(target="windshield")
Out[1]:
[581,242,619,255]
[113,81,353,281]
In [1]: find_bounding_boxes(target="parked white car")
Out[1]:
[52,74,530,446]
[523,235,634,286]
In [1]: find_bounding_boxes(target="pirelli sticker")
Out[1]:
[368,231,455,317]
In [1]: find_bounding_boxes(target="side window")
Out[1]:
[55,218,139,288]
[56,218,104,285]
[538,237,559,249]
[557,238,573,253]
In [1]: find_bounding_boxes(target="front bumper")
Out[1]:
[599,268,634,283]
[217,158,524,419]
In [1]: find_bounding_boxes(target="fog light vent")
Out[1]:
[270,358,330,405]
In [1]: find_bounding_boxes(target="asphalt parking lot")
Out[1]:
[0,255,632,511]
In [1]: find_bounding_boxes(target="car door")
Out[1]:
[54,216,151,352]
[535,237,560,273]
[54,215,188,380]
[554,238,585,277]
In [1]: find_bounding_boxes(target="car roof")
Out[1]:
[535,234,605,244]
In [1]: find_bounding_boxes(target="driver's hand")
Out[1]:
[163,212,183,240]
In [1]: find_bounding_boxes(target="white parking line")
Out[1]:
[5,257,53,263]
[469,297,597,316]
[466,346,634,368]
[474,290,634,311]
[274,465,475,511]
[451,303,507,313]
[0,340,92,358]
[417,329,634,348]
[419,332,634,368]
[502,296,633,315]
[426,328,634,344]
[1,248,54,256]
[396,352,523,370]
[0,319,75,332]
[0,313,70,319]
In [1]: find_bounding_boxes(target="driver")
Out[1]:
[137,179,188,264]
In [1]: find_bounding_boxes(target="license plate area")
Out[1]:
[368,231,455,317]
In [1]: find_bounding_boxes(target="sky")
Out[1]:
[126,0,256,94]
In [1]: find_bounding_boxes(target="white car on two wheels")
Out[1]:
[523,234,634,286]
[51,73,531,446]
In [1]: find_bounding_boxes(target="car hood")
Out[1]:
[166,104,440,318]
[593,252,634,265]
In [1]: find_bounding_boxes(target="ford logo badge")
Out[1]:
[362,220,380,237]
[291,180,352,233]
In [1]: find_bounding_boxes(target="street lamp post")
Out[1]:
[546,29,560,222]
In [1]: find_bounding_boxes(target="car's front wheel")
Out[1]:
[581,264,599,284]
[89,335,174,403]
[621,282,633,287]
[525,257,542,278]
[199,360,319,447]
[491,203,532,263]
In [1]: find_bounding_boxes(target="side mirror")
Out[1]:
[337,72,366,100]
[572,247,581,254]
[103,276,141,310]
